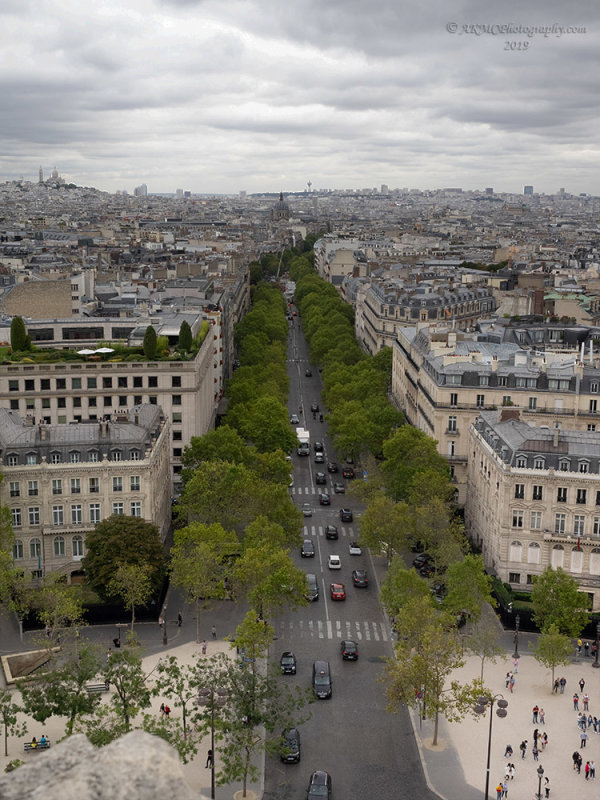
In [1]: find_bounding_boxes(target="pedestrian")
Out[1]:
[513,657,519,674]
[532,705,539,723]
[583,693,590,711]
[519,740,527,759]
[532,743,539,762]
[501,779,508,798]
[505,672,511,689]
[164,705,171,717]
[574,751,581,770]
[211,624,216,639]
[508,763,515,780]
[578,638,583,656]
[588,714,593,728]
[579,677,586,693]
[533,728,539,744]
[541,732,548,750]
[158,616,164,627]
[585,761,590,780]
[590,760,596,779]
[574,693,580,711]
[578,753,583,773]
[504,744,513,758]
[593,716,599,733]
[553,678,559,694]
[177,611,182,628]
[159,703,165,716]
[509,676,515,693]
[205,749,213,768]
[581,731,588,748]
[578,713,584,729]
[560,676,566,694]
[585,640,590,657]
[539,708,545,725]
[495,783,503,800]
[544,776,550,798]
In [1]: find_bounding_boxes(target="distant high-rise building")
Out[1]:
[485,187,494,195]
[175,188,183,198]
[559,188,566,195]
[239,190,247,198]
[134,183,148,197]
[380,184,389,195]
[38,166,44,184]
[523,185,534,195]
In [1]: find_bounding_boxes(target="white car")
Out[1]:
[302,503,313,517]
[328,555,341,570]
[348,542,362,556]
[290,414,300,425]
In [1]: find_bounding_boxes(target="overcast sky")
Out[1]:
[1,0,598,195]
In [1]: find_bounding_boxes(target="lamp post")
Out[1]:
[474,694,508,800]
[536,764,544,799]
[512,613,520,660]
[198,687,228,800]
[593,621,600,668]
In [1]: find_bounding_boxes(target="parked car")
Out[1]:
[280,651,297,674]
[290,414,300,425]
[330,582,346,600]
[412,553,433,568]
[301,540,315,558]
[342,466,355,479]
[315,472,327,485]
[328,554,341,569]
[333,482,345,494]
[325,525,338,540]
[340,640,359,660]
[348,541,362,555]
[327,461,338,473]
[319,493,331,506]
[280,727,301,763]
[307,770,332,799]
[302,503,313,517]
[352,569,369,588]
[340,508,353,522]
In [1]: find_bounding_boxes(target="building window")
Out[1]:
[72,535,84,557]
[509,541,522,561]
[509,573,521,584]
[56,378,66,390]
[571,547,584,573]
[172,412,182,424]
[52,506,64,526]
[103,377,113,389]
[7,454,18,467]
[590,548,600,575]
[29,538,41,558]
[172,376,182,388]
[559,459,570,471]
[588,425,596,431]
[447,416,457,433]
[119,396,127,407]
[450,393,458,406]
[40,379,50,391]
[148,376,158,388]
[42,398,50,409]
[476,394,485,408]
[50,452,61,464]
[512,510,524,528]
[530,511,542,530]
[590,399,597,413]
[89,397,97,408]
[577,488,587,505]
[134,395,143,405]
[118,376,128,388]
[130,501,141,517]
[87,377,97,389]
[552,544,565,568]
[133,376,143,388]
[8,379,18,392]
[89,477,99,494]
[112,477,123,492]
[69,451,81,464]
[502,396,512,406]
[53,536,65,557]
[514,484,525,499]
[130,449,140,460]
[11,508,22,527]
[516,457,526,468]
[103,396,112,407]
[173,448,182,458]
[10,399,19,410]
[172,395,182,406]
[57,397,66,409]
[173,431,182,441]
[554,513,566,534]
[70,478,81,495]
[528,542,541,564]
[112,502,124,515]
[574,515,585,536]
[532,485,543,501]
[579,461,589,473]
[28,507,40,526]
[89,504,101,524]
[149,396,157,405]
[26,453,37,465]
[534,458,545,469]
[71,505,82,525]
[13,539,23,560]
[112,450,122,462]
[88,450,99,462]
[130,476,140,492]
[557,487,567,503]
[9,482,20,498]
[529,397,537,410]
[591,382,599,393]
[479,376,489,387]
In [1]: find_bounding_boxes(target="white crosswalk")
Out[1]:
[277,617,389,642]
[302,524,354,538]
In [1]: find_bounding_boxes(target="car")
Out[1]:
[290,414,300,425]
[327,461,338,473]
[305,369,312,377]
[333,482,345,494]
[314,452,325,464]
[311,661,332,699]
[325,524,338,540]
[342,466,355,479]
[340,508,353,522]
[307,770,332,799]
[315,472,327,485]
[330,582,346,600]
[319,493,331,506]
[409,538,426,553]
[340,639,359,660]
[306,573,319,601]
[328,554,341,569]
[310,403,319,413]
[419,564,434,578]
[280,727,301,763]
[348,541,362,555]
[302,503,313,517]
[301,539,315,557]
[412,552,433,568]
[297,443,310,456]
[314,441,324,453]
[280,651,297,674]
[352,569,369,587]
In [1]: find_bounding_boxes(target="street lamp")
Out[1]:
[474,694,508,800]
[593,621,600,669]
[512,614,520,660]
[198,687,228,800]
[536,764,544,799]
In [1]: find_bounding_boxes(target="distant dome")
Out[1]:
[272,192,290,220]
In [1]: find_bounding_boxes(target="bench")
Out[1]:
[86,681,110,694]
[24,741,51,752]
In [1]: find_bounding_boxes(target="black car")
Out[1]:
[312,661,332,699]
[327,461,338,473]
[319,493,331,506]
[314,441,324,453]
[325,524,338,540]
[280,727,301,763]
[412,552,433,569]
[314,453,325,464]
[307,770,332,799]
[352,569,369,588]
[280,651,297,674]
[340,508,353,522]
[340,640,359,660]
[310,403,319,413]
[342,467,355,479]
[315,472,327,485]
[306,572,319,601]
[419,564,434,578]
[301,540,315,558]
[305,369,312,377]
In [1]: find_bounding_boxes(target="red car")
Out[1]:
[330,583,346,601]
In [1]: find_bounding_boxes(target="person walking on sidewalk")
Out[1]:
[590,760,596,779]
[211,624,217,639]
[560,676,566,694]
[532,705,539,723]
[541,732,548,750]
[539,708,545,725]
[544,776,550,798]
[513,657,519,673]
[495,783,503,800]
[504,744,513,758]
[507,763,515,780]
[574,693,580,711]
[519,740,527,759]
[201,639,207,655]
[553,678,559,694]
[583,693,590,711]
[509,675,515,693]
[585,761,591,780]
[205,749,213,768]
[501,779,509,798]
[574,751,581,770]
[579,677,586,693]
[581,730,588,748]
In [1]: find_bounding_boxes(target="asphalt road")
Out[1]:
[262,311,437,800]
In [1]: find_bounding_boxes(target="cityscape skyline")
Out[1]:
[1,0,599,195]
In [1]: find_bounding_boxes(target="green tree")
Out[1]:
[531,623,573,688]
[466,621,506,681]
[531,566,589,636]
[182,426,251,474]
[0,690,27,757]
[380,559,432,624]
[170,522,238,642]
[82,515,165,601]
[108,563,154,632]
[10,316,28,352]
[381,426,448,502]
[359,494,411,562]
[102,647,151,732]
[32,573,85,645]
[143,325,157,359]
[151,655,202,743]
[443,555,495,625]
[178,320,193,351]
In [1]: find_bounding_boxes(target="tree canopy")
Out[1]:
[531,566,589,637]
